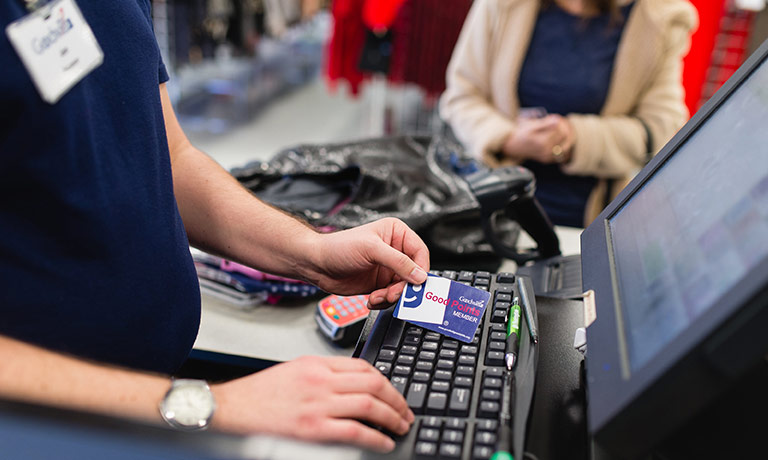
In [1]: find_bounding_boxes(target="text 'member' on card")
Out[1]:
[393,274,491,343]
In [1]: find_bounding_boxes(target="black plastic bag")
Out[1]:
[232,135,519,271]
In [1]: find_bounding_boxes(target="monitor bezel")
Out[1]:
[582,38,768,457]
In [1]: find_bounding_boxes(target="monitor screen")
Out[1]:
[607,58,768,374]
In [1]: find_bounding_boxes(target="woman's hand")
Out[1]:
[502,114,575,164]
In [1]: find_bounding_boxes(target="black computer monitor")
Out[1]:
[580,39,768,459]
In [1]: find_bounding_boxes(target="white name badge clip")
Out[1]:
[6,0,103,104]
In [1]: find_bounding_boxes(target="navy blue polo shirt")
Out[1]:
[518,2,634,227]
[0,0,200,374]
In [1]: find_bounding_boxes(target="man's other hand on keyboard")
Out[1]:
[211,356,416,452]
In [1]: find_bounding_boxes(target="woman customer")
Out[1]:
[440,0,698,227]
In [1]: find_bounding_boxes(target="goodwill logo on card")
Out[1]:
[395,276,451,325]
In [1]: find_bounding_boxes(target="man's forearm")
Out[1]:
[159,85,322,281]
[170,144,322,281]
[0,335,169,423]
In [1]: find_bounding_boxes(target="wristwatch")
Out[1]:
[159,379,216,431]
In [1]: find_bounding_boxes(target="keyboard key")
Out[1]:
[424,332,442,341]
[418,351,437,362]
[485,351,505,367]
[484,367,504,378]
[478,401,500,418]
[494,301,510,311]
[490,331,506,341]
[407,326,424,335]
[397,355,415,366]
[422,341,439,351]
[473,445,493,460]
[476,271,491,279]
[393,365,412,376]
[488,340,506,352]
[476,419,499,431]
[439,443,462,458]
[437,359,455,370]
[496,284,514,294]
[439,349,458,359]
[449,388,471,416]
[460,345,478,355]
[400,345,418,355]
[431,381,450,392]
[458,271,474,282]
[377,349,396,361]
[426,392,447,414]
[475,431,497,445]
[495,292,512,303]
[483,377,502,389]
[455,376,473,387]
[442,429,464,444]
[390,376,408,394]
[374,361,392,376]
[434,370,452,380]
[407,383,428,413]
[458,355,476,366]
[404,335,422,346]
[473,278,490,287]
[490,323,506,333]
[491,309,507,323]
[471,335,481,345]
[442,270,458,280]
[442,340,459,349]
[456,365,474,377]
[497,272,516,284]
[415,361,434,372]
[482,389,501,401]
[412,371,430,383]
[422,416,442,428]
[419,427,440,442]
[415,442,438,456]
[444,418,466,430]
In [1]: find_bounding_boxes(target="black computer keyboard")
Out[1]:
[356,270,523,460]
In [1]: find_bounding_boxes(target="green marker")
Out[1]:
[490,451,514,460]
[505,299,521,371]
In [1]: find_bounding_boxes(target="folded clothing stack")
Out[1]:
[191,249,324,308]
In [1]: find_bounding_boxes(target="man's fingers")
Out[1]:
[367,292,387,309]
[325,394,411,436]
[371,243,427,285]
[321,356,378,373]
[312,419,397,453]
[331,371,413,421]
[385,281,407,303]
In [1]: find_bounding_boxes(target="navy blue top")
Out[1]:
[518,2,634,227]
[0,0,200,374]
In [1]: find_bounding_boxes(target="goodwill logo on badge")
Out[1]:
[395,275,451,325]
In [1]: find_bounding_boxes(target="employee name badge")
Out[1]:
[6,0,103,104]
[394,275,491,343]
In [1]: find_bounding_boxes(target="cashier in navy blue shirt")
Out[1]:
[0,0,426,452]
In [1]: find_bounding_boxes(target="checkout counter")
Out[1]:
[1,227,585,460]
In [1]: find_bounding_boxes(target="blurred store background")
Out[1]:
[149,0,768,170]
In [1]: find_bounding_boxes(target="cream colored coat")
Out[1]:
[439,0,698,223]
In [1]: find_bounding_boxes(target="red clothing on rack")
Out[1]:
[325,0,472,97]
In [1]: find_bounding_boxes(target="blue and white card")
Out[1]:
[394,274,491,343]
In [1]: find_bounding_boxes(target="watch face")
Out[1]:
[162,382,215,428]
